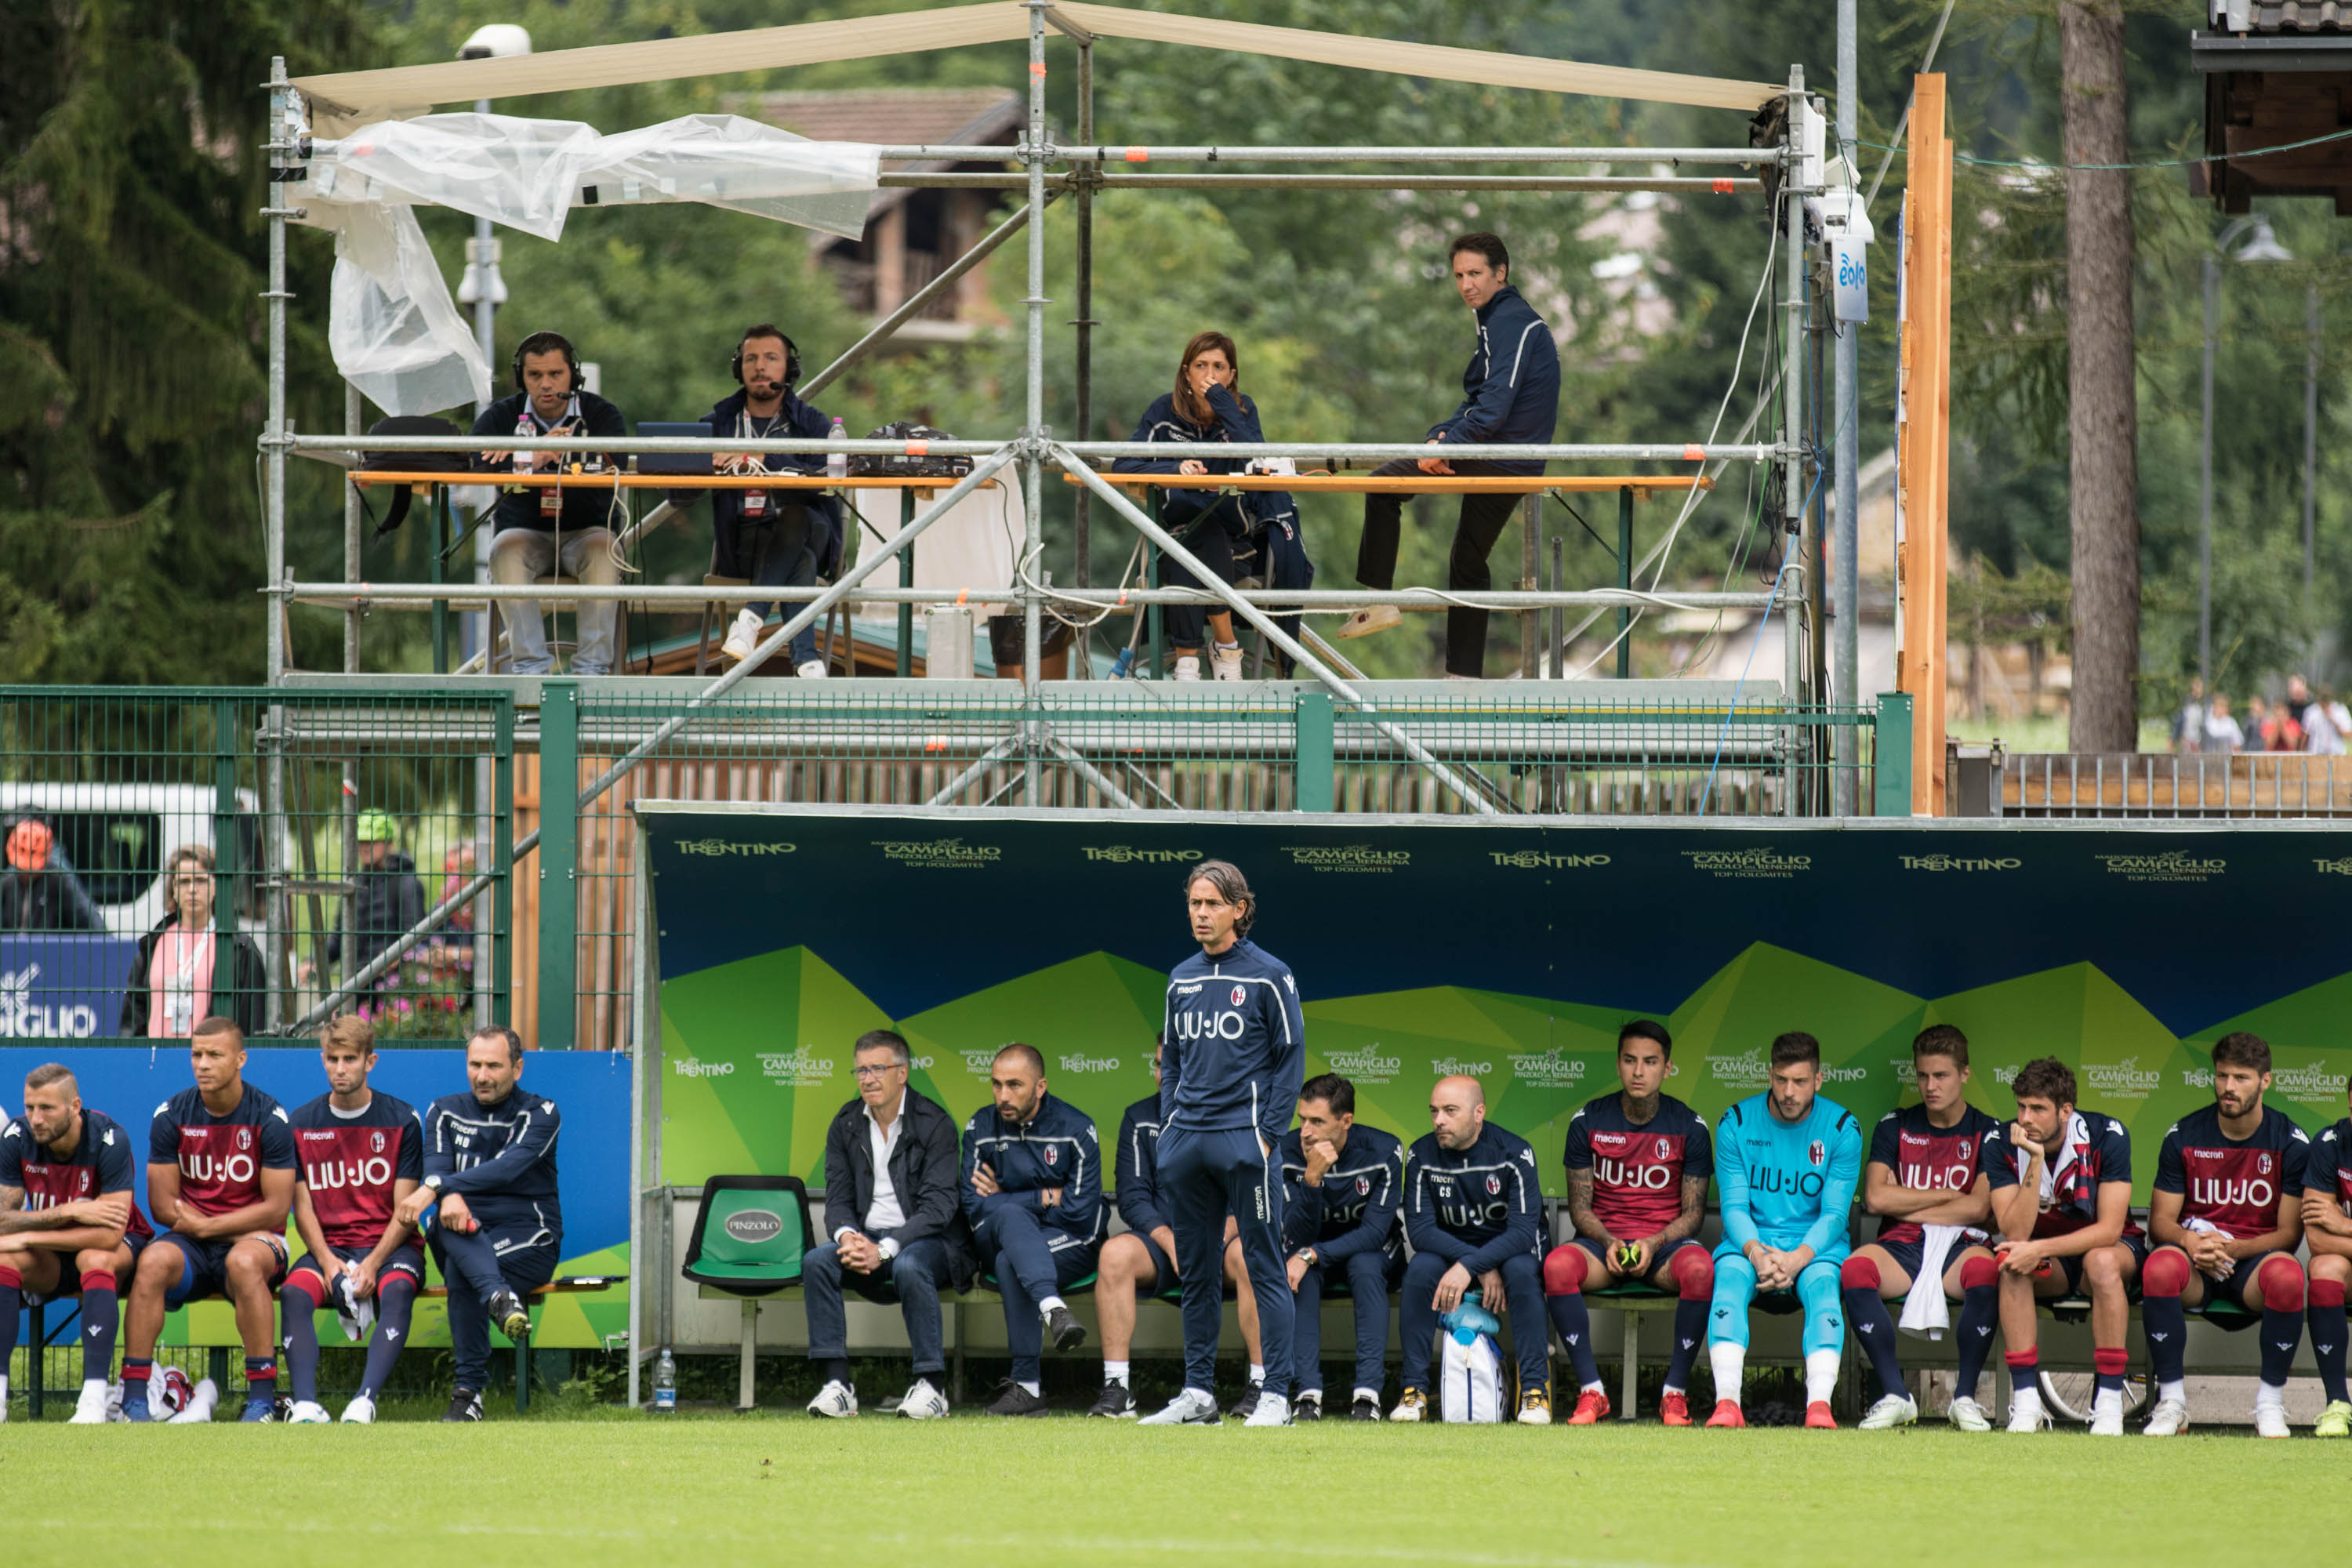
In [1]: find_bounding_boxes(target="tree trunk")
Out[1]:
[2060,0,2141,751]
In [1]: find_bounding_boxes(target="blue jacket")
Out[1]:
[469,390,630,535]
[422,1087,563,1247]
[1279,1123,1405,1263]
[959,1091,1104,1254]
[1112,1092,1171,1236]
[1161,938,1306,1149]
[1427,285,1559,474]
[689,387,844,579]
[1403,1121,1543,1274]
[1112,386,1301,539]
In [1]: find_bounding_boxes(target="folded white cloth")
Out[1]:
[1898,1224,1967,1337]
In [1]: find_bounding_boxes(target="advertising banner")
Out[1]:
[644,807,2352,1202]
[1,935,142,1040]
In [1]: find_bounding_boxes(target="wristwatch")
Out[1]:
[423,1174,444,1192]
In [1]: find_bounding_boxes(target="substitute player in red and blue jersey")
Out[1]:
[1981,1057,2137,1432]
[2301,1088,2352,1438]
[2136,1031,2309,1437]
[122,1017,296,1422]
[1842,1025,2002,1431]
[1542,1020,1712,1426]
[0,1062,152,1424]
[281,1015,423,1425]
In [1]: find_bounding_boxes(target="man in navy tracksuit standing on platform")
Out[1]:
[394,1025,563,1424]
[1396,1074,1552,1423]
[960,1044,1102,1416]
[1141,859,1305,1428]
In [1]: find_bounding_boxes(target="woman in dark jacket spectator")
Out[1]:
[121,844,266,1038]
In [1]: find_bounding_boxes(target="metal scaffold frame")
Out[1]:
[258,9,1827,831]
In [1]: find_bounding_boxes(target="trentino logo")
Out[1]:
[1431,1058,1492,1078]
[2085,1057,2161,1099]
[676,838,795,858]
[2096,849,2225,883]
[873,838,1001,869]
[1821,1064,1871,1083]
[1897,854,2021,873]
[1280,844,1410,873]
[1058,1054,1121,1073]
[1507,1048,1588,1088]
[671,1058,735,1079]
[2314,858,2352,877]
[1489,850,1612,870]
[1081,846,1203,865]
[1682,847,1810,879]
[1324,1046,1402,1084]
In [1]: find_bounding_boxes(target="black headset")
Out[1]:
[731,327,801,393]
[510,330,582,394]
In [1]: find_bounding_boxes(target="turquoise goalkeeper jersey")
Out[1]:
[1711,1091,1862,1261]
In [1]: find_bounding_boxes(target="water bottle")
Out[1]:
[513,413,535,475]
[653,1347,677,1413]
[826,416,848,481]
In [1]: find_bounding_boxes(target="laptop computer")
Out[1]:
[636,420,716,475]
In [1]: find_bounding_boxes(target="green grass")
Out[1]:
[3,1415,2343,1565]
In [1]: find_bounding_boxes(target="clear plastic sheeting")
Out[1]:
[318,205,492,418]
[300,111,881,242]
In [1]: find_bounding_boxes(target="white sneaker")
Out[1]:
[1389,1389,1428,1423]
[2089,1391,2124,1436]
[169,1378,220,1424]
[1173,655,1202,682]
[1336,605,1403,640]
[795,658,828,679]
[807,1379,858,1419]
[1211,644,1244,681]
[720,608,764,663]
[1947,1395,1991,1432]
[1242,1390,1294,1427]
[1859,1392,1919,1430]
[2256,1403,2291,1439]
[2005,1390,2049,1432]
[341,1395,377,1425]
[1138,1387,1220,1425]
[2142,1395,2189,1436]
[69,1380,110,1425]
[896,1377,949,1421]
[287,1399,332,1425]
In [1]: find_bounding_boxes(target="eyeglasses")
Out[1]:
[851,1063,905,1080]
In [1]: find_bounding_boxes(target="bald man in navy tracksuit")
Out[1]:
[1139,861,1304,1427]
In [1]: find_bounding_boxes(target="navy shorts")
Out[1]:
[2123,1235,2274,1310]
[1871,1230,1990,1287]
[289,1243,427,1294]
[1571,1232,1702,1285]
[20,1232,147,1305]
[1136,1232,1185,1301]
[157,1230,289,1309]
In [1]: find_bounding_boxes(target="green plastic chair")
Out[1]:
[680,1176,812,1411]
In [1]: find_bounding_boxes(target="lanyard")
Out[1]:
[738,409,781,514]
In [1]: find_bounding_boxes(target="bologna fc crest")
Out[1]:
[1356,1175,1370,1196]
[1044,1145,1058,1167]
[1656,1138,1672,1161]
[1230,985,1246,1008]
[1807,1140,1824,1167]
[371,1131,386,1153]
[236,1127,252,1151]
[2257,1152,2273,1176]
[1485,1174,1501,1195]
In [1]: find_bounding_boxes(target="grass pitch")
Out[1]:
[2,1414,2337,1565]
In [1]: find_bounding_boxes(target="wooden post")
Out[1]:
[1897,74,1953,815]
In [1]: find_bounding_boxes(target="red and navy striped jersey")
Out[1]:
[1980,1111,2132,1238]
[0,1108,152,1243]
[291,1092,423,1252]
[1870,1102,2000,1247]
[1563,1092,1711,1240]
[2154,1103,2308,1238]
[149,1083,294,1219]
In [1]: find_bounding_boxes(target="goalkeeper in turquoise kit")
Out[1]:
[1705,1032,1862,1428]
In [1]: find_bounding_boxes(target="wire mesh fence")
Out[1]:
[0,688,514,1046]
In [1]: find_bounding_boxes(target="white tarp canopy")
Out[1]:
[294,111,881,414]
[290,1,1780,135]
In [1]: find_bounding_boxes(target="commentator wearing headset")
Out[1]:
[694,323,844,675]
[470,329,629,677]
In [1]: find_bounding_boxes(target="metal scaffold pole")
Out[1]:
[1022,0,1050,794]
[1832,0,1861,815]
[1782,66,1808,818]
[263,56,294,1027]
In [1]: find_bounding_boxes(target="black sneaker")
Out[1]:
[1225,1381,1263,1421]
[1349,1394,1383,1421]
[489,1288,532,1341]
[1086,1381,1138,1418]
[442,1388,485,1423]
[1044,1303,1087,1352]
[1292,1392,1323,1421]
[984,1379,1050,1417]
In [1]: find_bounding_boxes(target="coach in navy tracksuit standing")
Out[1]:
[1139,859,1305,1427]
[960,1044,1103,1416]
[395,1025,563,1424]
[1395,1074,1548,1422]
[1341,231,1560,678]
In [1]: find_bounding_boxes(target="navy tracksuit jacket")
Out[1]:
[1160,936,1306,1397]
[422,1088,564,1390]
[1399,1121,1549,1397]
[960,1092,1103,1381]
[1279,1123,1404,1396]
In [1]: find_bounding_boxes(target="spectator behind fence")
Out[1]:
[695,323,840,677]
[473,329,626,677]
[1112,331,1312,681]
[120,844,266,1039]
[802,1029,975,1421]
[0,818,102,934]
[2201,692,2245,755]
[2169,677,2206,754]
[307,811,425,991]
[2311,689,2351,757]
[427,843,479,991]
[1340,231,1560,680]
[2286,673,2317,736]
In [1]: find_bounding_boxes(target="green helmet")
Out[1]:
[356,809,399,843]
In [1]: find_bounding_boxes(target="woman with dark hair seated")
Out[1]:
[1112,332,1312,680]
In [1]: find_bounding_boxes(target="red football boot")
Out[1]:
[1704,1399,1746,1428]
[1804,1400,1838,1429]
[1566,1388,1612,1426]
[1659,1390,1693,1427]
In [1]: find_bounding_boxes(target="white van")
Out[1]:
[0,784,274,939]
